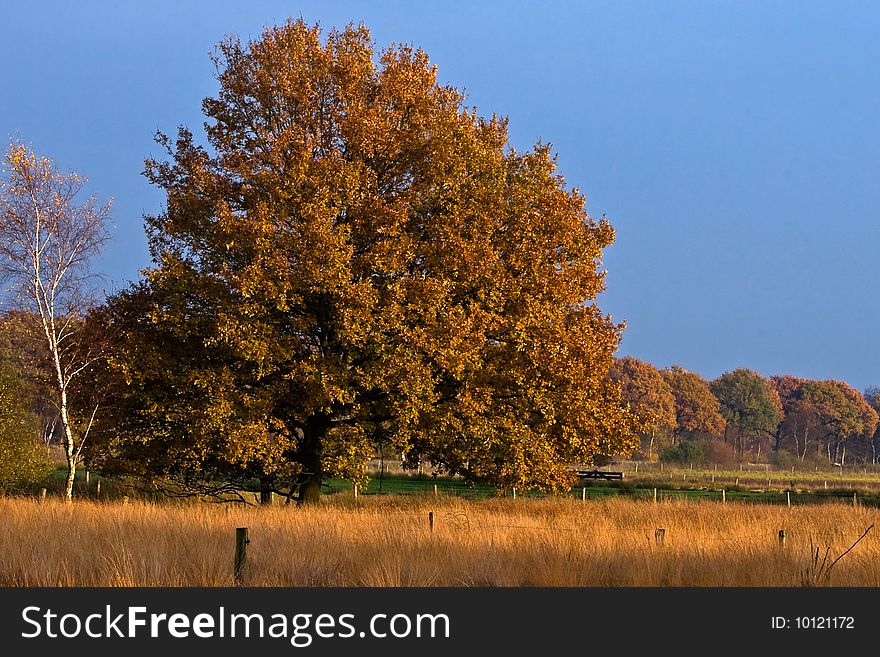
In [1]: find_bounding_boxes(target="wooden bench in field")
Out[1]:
[576,470,624,481]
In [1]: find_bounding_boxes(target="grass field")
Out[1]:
[51,463,880,507]
[3,494,879,586]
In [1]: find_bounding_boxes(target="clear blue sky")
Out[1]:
[2,1,878,391]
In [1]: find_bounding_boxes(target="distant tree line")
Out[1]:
[610,356,880,467]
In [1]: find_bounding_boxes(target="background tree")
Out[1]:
[798,380,878,465]
[661,365,725,442]
[92,20,637,503]
[609,356,675,459]
[864,386,880,463]
[711,368,782,460]
[0,361,53,493]
[827,380,878,465]
[771,374,818,461]
[0,310,60,451]
[0,142,111,500]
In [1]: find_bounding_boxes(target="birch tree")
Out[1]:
[0,142,110,500]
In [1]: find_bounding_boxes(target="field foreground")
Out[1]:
[3,496,879,586]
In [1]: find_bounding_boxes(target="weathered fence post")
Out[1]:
[234,527,249,585]
[39,488,46,500]
[786,491,791,507]
[512,487,516,500]
[96,480,101,497]
[428,511,434,533]
[653,487,658,503]
[722,489,726,503]
[582,487,586,502]
[853,493,858,507]
[778,529,786,547]
[654,528,665,545]
[433,484,438,497]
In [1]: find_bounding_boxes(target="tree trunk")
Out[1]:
[60,390,76,501]
[259,476,272,505]
[297,414,329,505]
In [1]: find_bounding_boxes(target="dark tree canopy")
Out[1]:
[91,20,637,501]
[0,361,53,493]
[711,368,782,457]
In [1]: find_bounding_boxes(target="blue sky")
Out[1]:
[2,1,878,390]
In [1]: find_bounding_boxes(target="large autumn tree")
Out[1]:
[91,20,636,502]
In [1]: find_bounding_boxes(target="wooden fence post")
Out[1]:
[39,488,46,500]
[433,484,438,497]
[234,527,249,585]
[786,491,791,507]
[778,529,785,547]
[512,487,516,500]
[654,528,665,545]
[353,484,358,501]
[428,511,434,532]
[722,489,726,503]
[653,487,658,503]
[582,487,586,502]
[96,480,101,497]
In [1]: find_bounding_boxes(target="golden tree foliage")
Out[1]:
[609,356,676,435]
[661,365,725,438]
[93,20,636,501]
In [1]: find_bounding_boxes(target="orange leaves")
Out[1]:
[662,365,726,436]
[97,19,637,497]
[610,356,677,436]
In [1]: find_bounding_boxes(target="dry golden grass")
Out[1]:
[3,495,880,586]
